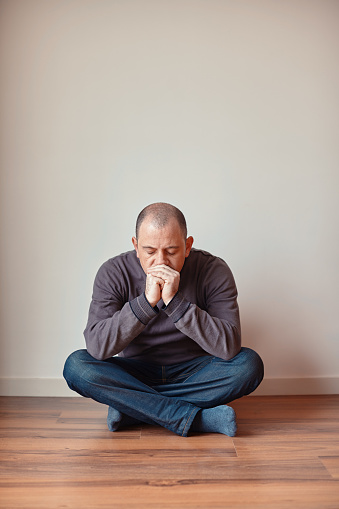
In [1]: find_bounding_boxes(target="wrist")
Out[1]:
[162,292,191,322]
[162,293,176,306]
[145,292,159,308]
[129,293,159,325]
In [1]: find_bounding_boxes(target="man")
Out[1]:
[63,203,263,437]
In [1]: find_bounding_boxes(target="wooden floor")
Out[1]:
[0,395,339,508]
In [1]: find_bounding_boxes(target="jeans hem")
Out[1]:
[180,406,200,437]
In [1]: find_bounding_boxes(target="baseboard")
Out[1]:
[0,378,72,397]
[0,376,338,397]
[253,376,339,396]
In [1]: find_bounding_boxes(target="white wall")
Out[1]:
[0,0,338,396]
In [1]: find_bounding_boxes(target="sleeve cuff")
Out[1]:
[129,293,159,325]
[162,292,191,323]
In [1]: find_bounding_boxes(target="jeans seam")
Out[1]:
[181,407,197,437]
[180,357,215,384]
[169,357,215,384]
[150,359,214,385]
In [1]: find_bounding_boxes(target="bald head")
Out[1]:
[135,203,187,240]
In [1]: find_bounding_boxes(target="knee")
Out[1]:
[230,347,264,390]
[63,349,91,387]
[238,347,264,390]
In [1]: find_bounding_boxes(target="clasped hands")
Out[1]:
[145,264,180,307]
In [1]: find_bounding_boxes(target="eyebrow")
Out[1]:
[142,245,180,250]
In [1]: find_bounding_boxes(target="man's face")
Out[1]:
[132,218,193,273]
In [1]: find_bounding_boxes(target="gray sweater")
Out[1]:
[84,248,241,365]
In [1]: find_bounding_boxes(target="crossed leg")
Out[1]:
[63,348,264,437]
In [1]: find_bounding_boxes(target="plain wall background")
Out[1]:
[0,0,338,395]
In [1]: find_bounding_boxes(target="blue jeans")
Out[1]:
[63,347,263,437]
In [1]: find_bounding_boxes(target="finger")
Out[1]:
[147,274,165,285]
[148,272,172,283]
[147,264,178,272]
[147,266,178,277]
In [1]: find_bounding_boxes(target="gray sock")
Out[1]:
[191,405,237,436]
[107,406,142,432]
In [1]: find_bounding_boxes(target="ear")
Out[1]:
[132,237,139,258]
[185,236,194,257]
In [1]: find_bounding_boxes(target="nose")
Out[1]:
[156,251,167,266]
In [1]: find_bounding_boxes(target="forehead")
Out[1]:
[138,218,184,245]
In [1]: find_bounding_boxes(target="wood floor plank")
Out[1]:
[1,481,339,509]
[320,456,339,479]
[0,453,331,481]
[234,435,339,465]
[231,395,339,420]
[0,436,236,456]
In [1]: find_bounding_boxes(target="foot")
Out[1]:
[190,405,237,436]
[107,406,142,432]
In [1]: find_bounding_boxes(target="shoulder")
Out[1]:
[101,249,138,267]
[187,248,231,272]
[186,248,237,292]
[95,250,142,284]
[107,249,139,268]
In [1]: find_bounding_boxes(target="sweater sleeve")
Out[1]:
[83,261,157,360]
[163,257,241,361]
